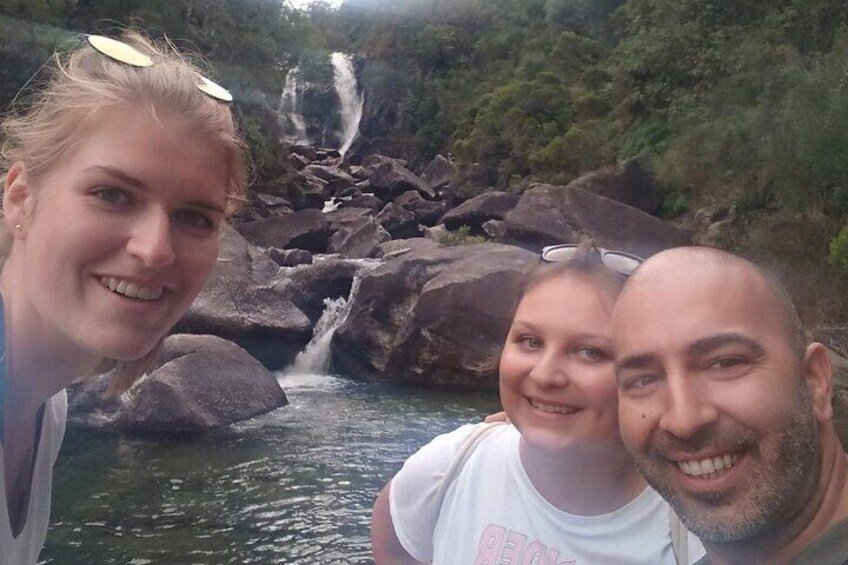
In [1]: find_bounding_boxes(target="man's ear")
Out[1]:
[4,161,34,236]
[803,342,834,423]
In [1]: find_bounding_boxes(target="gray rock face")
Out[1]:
[364,155,436,201]
[328,215,391,258]
[421,154,455,191]
[267,247,313,267]
[565,159,662,214]
[332,243,537,389]
[394,190,446,226]
[340,194,383,212]
[442,191,519,233]
[377,237,442,259]
[67,334,287,434]
[500,183,690,257]
[376,202,422,239]
[238,209,330,253]
[272,257,368,323]
[176,225,312,368]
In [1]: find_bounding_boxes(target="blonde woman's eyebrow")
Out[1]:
[86,165,145,188]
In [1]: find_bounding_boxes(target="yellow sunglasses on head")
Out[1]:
[86,35,233,103]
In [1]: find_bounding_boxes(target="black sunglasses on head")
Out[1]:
[540,244,644,276]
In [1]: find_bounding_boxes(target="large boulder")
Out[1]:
[394,190,446,226]
[565,159,662,214]
[340,193,382,212]
[421,154,455,191]
[273,257,377,323]
[237,208,330,253]
[328,215,391,258]
[442,191,519,234]
[364,155,436,201]
[376,202,422,239]
[332,243,537,389]
[176,226,312,368]
[499,183,690,257]
[67,334,287,434]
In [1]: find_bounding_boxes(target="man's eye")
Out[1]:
[708,357,746,371]
[620,374,659,392]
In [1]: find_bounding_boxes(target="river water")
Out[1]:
[41,373,499,564]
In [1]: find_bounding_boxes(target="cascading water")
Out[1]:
[330,52,364,156]
[283,259,378,375]
[279,67,309,145]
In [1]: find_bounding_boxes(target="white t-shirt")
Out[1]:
[390,423,705,565]
[0,389,68,565]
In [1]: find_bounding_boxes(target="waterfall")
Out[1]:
[279,67,309,145]
[283,260,378,375]
[330,52,364,156]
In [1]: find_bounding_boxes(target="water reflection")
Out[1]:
[43,374,499,564]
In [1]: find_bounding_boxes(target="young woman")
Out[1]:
[0,31,245,563]
[371,244,704,564]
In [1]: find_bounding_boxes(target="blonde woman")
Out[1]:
[0,31,245,563]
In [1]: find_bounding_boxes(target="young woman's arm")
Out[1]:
[371,482,426,565]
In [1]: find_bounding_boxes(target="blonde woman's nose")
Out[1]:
[126,210,176,268]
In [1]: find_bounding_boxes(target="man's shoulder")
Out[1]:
[789,515,848,565]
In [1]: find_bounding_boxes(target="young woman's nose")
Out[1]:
[528,350,570,388]
[658,371,719,439]
[126,210,176,268]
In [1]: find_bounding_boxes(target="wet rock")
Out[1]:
[376,202,422,239]
[500,183,690,257]
[238,208,330,253]
[273,257,370,323]
[565,159,662,214]
[333,243,536,389]
[67,334,287,434]
[442,191,518,233]
[394,190,446,226]
[328,215,390,259]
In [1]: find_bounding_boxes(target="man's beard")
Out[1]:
[631,383,821,544]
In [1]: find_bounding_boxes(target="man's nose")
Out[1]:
[658,371,718,439]
[126,210,176,269]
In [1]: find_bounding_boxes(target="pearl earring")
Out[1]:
[14,224,22,232]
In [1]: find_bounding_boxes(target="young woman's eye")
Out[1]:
[576,347,609,362]
[517,336,543,349]
[92,186,133,207]
[175,209,216,231]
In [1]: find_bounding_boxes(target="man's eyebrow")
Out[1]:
[615,352,658,378]
[688,332,766,358]
[86,165,145,189]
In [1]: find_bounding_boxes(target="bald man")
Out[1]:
[611,247,848,564]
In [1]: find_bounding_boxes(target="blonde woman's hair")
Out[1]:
[0,29,248,393]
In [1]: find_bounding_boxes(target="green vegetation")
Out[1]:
[439,225,488,246]
[3,0,848,284]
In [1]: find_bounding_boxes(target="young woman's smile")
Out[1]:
[6,109,228,364]
[499,273,620,452]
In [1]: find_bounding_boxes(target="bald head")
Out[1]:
[620,247,806,359]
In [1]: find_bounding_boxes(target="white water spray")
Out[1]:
[279,67,309,145]
[331,52,364,156]
[283,260,379,375]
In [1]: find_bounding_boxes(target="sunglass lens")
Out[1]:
[87,35,154,67]
[541,245,579,263]
[602,253,642,275]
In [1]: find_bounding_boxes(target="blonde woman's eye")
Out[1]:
[175,209,215,231]
[92,186,132,207]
